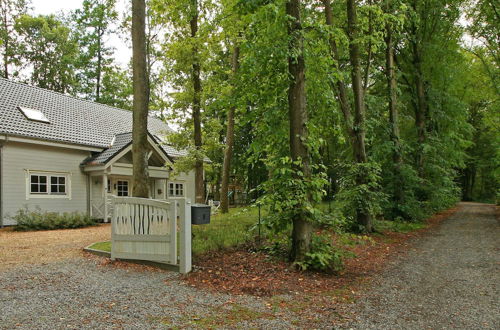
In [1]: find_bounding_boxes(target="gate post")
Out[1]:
[179,198,192,274]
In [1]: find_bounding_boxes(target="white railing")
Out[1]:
[111,197,192,273]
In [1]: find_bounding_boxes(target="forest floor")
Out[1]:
[0,202,497,329]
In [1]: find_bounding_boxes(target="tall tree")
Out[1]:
[322,0,373,231]
[384,0,404,216]
[15,14,79,93]
[346,0,372,232]
[0,0,29,78]
[466,0,500,94]
[131,0,150,198]
[72,0,117,102]
[287,0,313,261]
[220,44,239,213]
[190,0,204,203]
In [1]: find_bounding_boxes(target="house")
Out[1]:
[0,78,198,226]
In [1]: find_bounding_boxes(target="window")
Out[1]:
[28,172,69,197]
[18,106,50,123]
[30,175,47,194]
[117,180,129,197]
[168,182,184,197]
[50,176,66,194]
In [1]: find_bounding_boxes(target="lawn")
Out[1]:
[88,205,266,257]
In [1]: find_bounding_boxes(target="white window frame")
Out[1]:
[25,170,72,200]
[168,182,185,197]
[116,180,129,197]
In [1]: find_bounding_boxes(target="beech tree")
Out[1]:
[286,0,313,260]
[220,44,239,214]
[131,0,150,198]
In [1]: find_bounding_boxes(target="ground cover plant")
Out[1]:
[14,207,98,231]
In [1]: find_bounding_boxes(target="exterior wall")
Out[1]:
[168,170,196,203]
[1,141,91,225]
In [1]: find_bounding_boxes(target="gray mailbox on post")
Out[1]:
[191,204,211,225]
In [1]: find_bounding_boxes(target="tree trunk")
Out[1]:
[413,40,426,178]
[462,165,475,201]
[190,0,204,203]
[96,28,102,102]
[322,0,355,141]
[347,0,372,232]
[409,1,427,178]
[2,7,8,79]
[385,11,404,216]
[220,45,240,213]
[286,0,312,262]
[131,0,150,198]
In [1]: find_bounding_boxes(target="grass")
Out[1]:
[88,205,266,257]
[192,205,265,256]
[88,241,111,252]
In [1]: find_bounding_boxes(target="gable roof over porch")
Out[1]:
[82,132,173,169]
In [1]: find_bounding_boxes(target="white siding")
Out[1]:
[168,170,196,203]
[2,142,91,225]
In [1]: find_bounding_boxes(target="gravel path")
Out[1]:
[1,202,498,329]
[343,202,499,329]
[0,258,298,329]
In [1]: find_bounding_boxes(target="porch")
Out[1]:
[81,132,176,222]
[88,169,170,221]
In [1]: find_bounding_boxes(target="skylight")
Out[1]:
[18,106,50,123]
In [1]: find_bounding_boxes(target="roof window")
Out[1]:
[18,106,50,123]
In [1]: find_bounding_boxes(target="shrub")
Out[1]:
[13,207,97,231]
[295,233,354,272]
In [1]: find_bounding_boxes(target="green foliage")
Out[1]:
[0,0,30,78]
[337,162,387,225]
[295,233,354,272]
[13,207,97,231]
[192,206,267,256]
[71,0,118,102]
[14,14,79,93]
[316,206,351,232]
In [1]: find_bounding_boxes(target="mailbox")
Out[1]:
[191,204,211,225]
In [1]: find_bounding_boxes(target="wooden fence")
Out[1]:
[110,196,192,273]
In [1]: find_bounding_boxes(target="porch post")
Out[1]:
[103,173,108,223]
[88,175,93,217]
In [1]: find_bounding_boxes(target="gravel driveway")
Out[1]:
[343,202,499,329]
[1,202,498,329]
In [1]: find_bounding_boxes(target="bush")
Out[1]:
[13,207,97,231]
[295,233,354,272]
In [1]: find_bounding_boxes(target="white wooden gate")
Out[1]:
[111,197,192,273]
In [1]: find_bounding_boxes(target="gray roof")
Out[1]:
[82,132,176,166]
[0,78,172,149]
[83,132,133,165]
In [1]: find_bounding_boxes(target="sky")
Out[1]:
[31,0,131,67]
